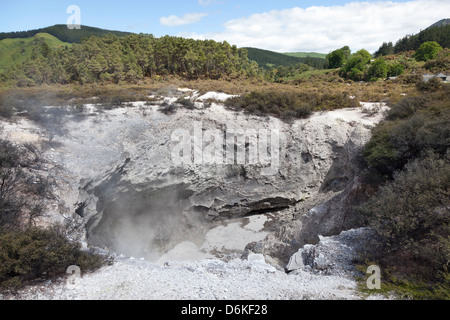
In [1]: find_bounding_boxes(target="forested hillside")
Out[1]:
[245,47,325,69]
[0,34,252,85]
[375,23,450,56]
[0,33,71,71]
[0,24,132,43]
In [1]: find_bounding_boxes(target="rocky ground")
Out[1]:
[2,228,390,300]
[0,89,393,300]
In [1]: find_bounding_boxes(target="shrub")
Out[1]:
[176,97,196,109]
[357,153,450,278]
[0,104,14,118]
[159,101,177,115]
[367,58,388,81]
[225,91,313,119]
[0,226,105,289]
[414,41,443,62]
[339,49,371,80]
[386,96,429,120]
[424,48,450,72]
[364,96,450,176]
[416,77,443,92]
[388,63,405,77]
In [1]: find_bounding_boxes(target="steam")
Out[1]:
[89,184,205,262]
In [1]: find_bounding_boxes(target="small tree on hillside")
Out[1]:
[367,58,388,81]
[414,41,443,62]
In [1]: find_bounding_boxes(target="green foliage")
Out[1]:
[374,42,395,57]
[326,49,346,69]
[326,46,351,69]
[424,48,450,72]
[0,226,105,289]
[358,87,450,295]
[0,34,252,84]
[0,33,71,72]
[388,63,405,77]
[364,96,449,176]
[358,153,450,276]
[339,49,372,81]
[385,96,429,120]
[393,24,450,54]
[367,58,388,81]
[0,24,132,43]
[414,41,443,62]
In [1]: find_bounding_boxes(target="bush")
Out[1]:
[0,104,14,118]
[386,96,429,120]
[388,63,405,77]
[367,58,388,81]
[424,48,450,72]
[364,96,450,176]
[416,77,443,92]
[0,226,105,289]
[225,91,314,119]
[414,41,443,62]
[176,97,196,109]
[358,153,450,278]
[159,101,177,115]
[339,49,371,80]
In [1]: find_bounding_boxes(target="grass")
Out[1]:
[0,33,71,71]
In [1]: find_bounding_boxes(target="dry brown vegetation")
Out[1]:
[0,74,420,118]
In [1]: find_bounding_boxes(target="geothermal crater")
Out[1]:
[0,89,387,268]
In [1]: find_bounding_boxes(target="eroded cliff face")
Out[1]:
[0,90,387,264]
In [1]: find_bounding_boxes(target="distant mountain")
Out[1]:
[245,47,325,69]
[0,25,132,43]
[0,33,71,71]
[429,18,450,28]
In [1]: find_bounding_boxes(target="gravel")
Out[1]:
[4,228,392,301]
[5,253,361,300]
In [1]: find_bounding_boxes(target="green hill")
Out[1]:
[0,33,71,71]
[0,25,132,43]
[245,47,325,69]
[284,52,327,59]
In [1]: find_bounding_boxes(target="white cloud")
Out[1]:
[198,0,221,6]
[183,0,450,53]
[160,12,209,27]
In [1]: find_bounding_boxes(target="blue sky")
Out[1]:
[1,0,448,53]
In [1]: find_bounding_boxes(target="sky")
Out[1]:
[1,0,449,53]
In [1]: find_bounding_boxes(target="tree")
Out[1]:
[326,49,346,69]
[326,46,351,69]
[367,58,388,80]
[374,42,394,57]
[339,49,372,80]
[388,63,405,77]
[414,41,443,62]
